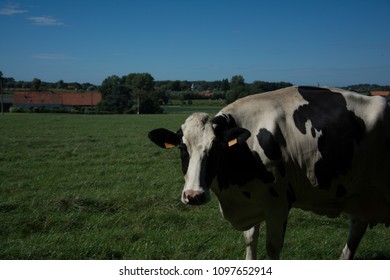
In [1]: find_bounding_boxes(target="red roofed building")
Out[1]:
[14,91,101,109]
[371,91,390,97]
[62,92,101,106]
[198,91,213,98]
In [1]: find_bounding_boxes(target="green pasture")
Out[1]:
[162,99,224,115]
[0,113,389,259]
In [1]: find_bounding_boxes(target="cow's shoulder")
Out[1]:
[342,89,389,131]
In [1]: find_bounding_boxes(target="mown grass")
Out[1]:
[0,113,389,259]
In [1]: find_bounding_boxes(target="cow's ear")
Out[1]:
[148,128,179,149]
[224,127,251,147]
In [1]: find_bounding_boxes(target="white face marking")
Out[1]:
[180,113,215,203]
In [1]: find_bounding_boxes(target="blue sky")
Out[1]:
[1,0,389,86]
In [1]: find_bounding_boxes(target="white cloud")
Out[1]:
[32,53,74,60]
[1,3,65,27]
[0,3,28,15]
[29,16,64,26]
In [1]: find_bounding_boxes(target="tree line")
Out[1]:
[2,72,389,114]
[98,73,294,113]
[2,73,293,114]
[2,77,98,92]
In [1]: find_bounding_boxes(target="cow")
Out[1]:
[148,86,390,259]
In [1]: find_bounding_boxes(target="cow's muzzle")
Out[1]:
[182,190,209,205]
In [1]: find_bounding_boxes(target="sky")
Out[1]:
[1,0,389,86]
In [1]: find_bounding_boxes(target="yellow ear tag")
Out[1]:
[164,143,176,149]
[228,138,238,147]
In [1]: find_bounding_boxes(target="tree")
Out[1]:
[56,80,65,89]
[167,80,181,91]
[249,81,292,94]
[31,78,42,91]
[4,77,16,88]
[124,73,162,114]
[139,91,163,114]
[125,73,154,92]
[99,75,132,113]
[157,88,169,105]
[221,78,230,92]
[226,75,248,103]
[99,73,162,114]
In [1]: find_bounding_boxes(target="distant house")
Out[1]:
[198,91,213,98]
[13,91,101,110]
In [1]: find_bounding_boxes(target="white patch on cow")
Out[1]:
[345,92,387,131]
[180,113,215,203]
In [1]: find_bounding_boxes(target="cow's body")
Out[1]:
[148,86,390,259]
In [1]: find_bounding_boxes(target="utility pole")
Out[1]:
[0,71,3,115]
[137,94,140,115]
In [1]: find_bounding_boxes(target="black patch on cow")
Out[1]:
[268,187,279,198]
[177,129,190,175]
[293,86,366,189]
[216,142,270,190]
[242,191,251,199]
[286,183,297,209]
[386,138,390,154]
[282,220,288,240]
[257,128,282,160]
[205,140,220,187]
[203,114,276,190]
[257,128,286,177]
[277,163,286,177]
[310,126,316,138]
[213,114,238,139]
[179,143,190,175]
[336,184,347,198]
[252,151,276,184]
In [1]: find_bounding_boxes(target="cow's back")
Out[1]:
[217,86,390,224]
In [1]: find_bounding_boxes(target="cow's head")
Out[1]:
[148,113,251,205]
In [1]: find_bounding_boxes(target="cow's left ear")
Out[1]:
[148,128,180,149]
[224,127,251,147]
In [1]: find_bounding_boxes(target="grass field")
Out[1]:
[1,113,390,259]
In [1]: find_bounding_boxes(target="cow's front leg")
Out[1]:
[265,217,288,259]
[243,224,260,260]
[264,196,290,259]
[340,216,368,260]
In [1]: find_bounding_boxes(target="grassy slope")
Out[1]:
[0,113,389,259]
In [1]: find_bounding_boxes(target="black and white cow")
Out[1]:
[148,86,390,259]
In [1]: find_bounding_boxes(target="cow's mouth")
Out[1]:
[182,190,209,205]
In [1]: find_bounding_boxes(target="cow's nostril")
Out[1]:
[189,193,202,202]
[183,190,207,205]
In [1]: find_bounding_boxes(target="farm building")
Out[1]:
[371,91,390,102]
[13,91,101,110]
[198,91,213,98]
[371,91,390,97]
